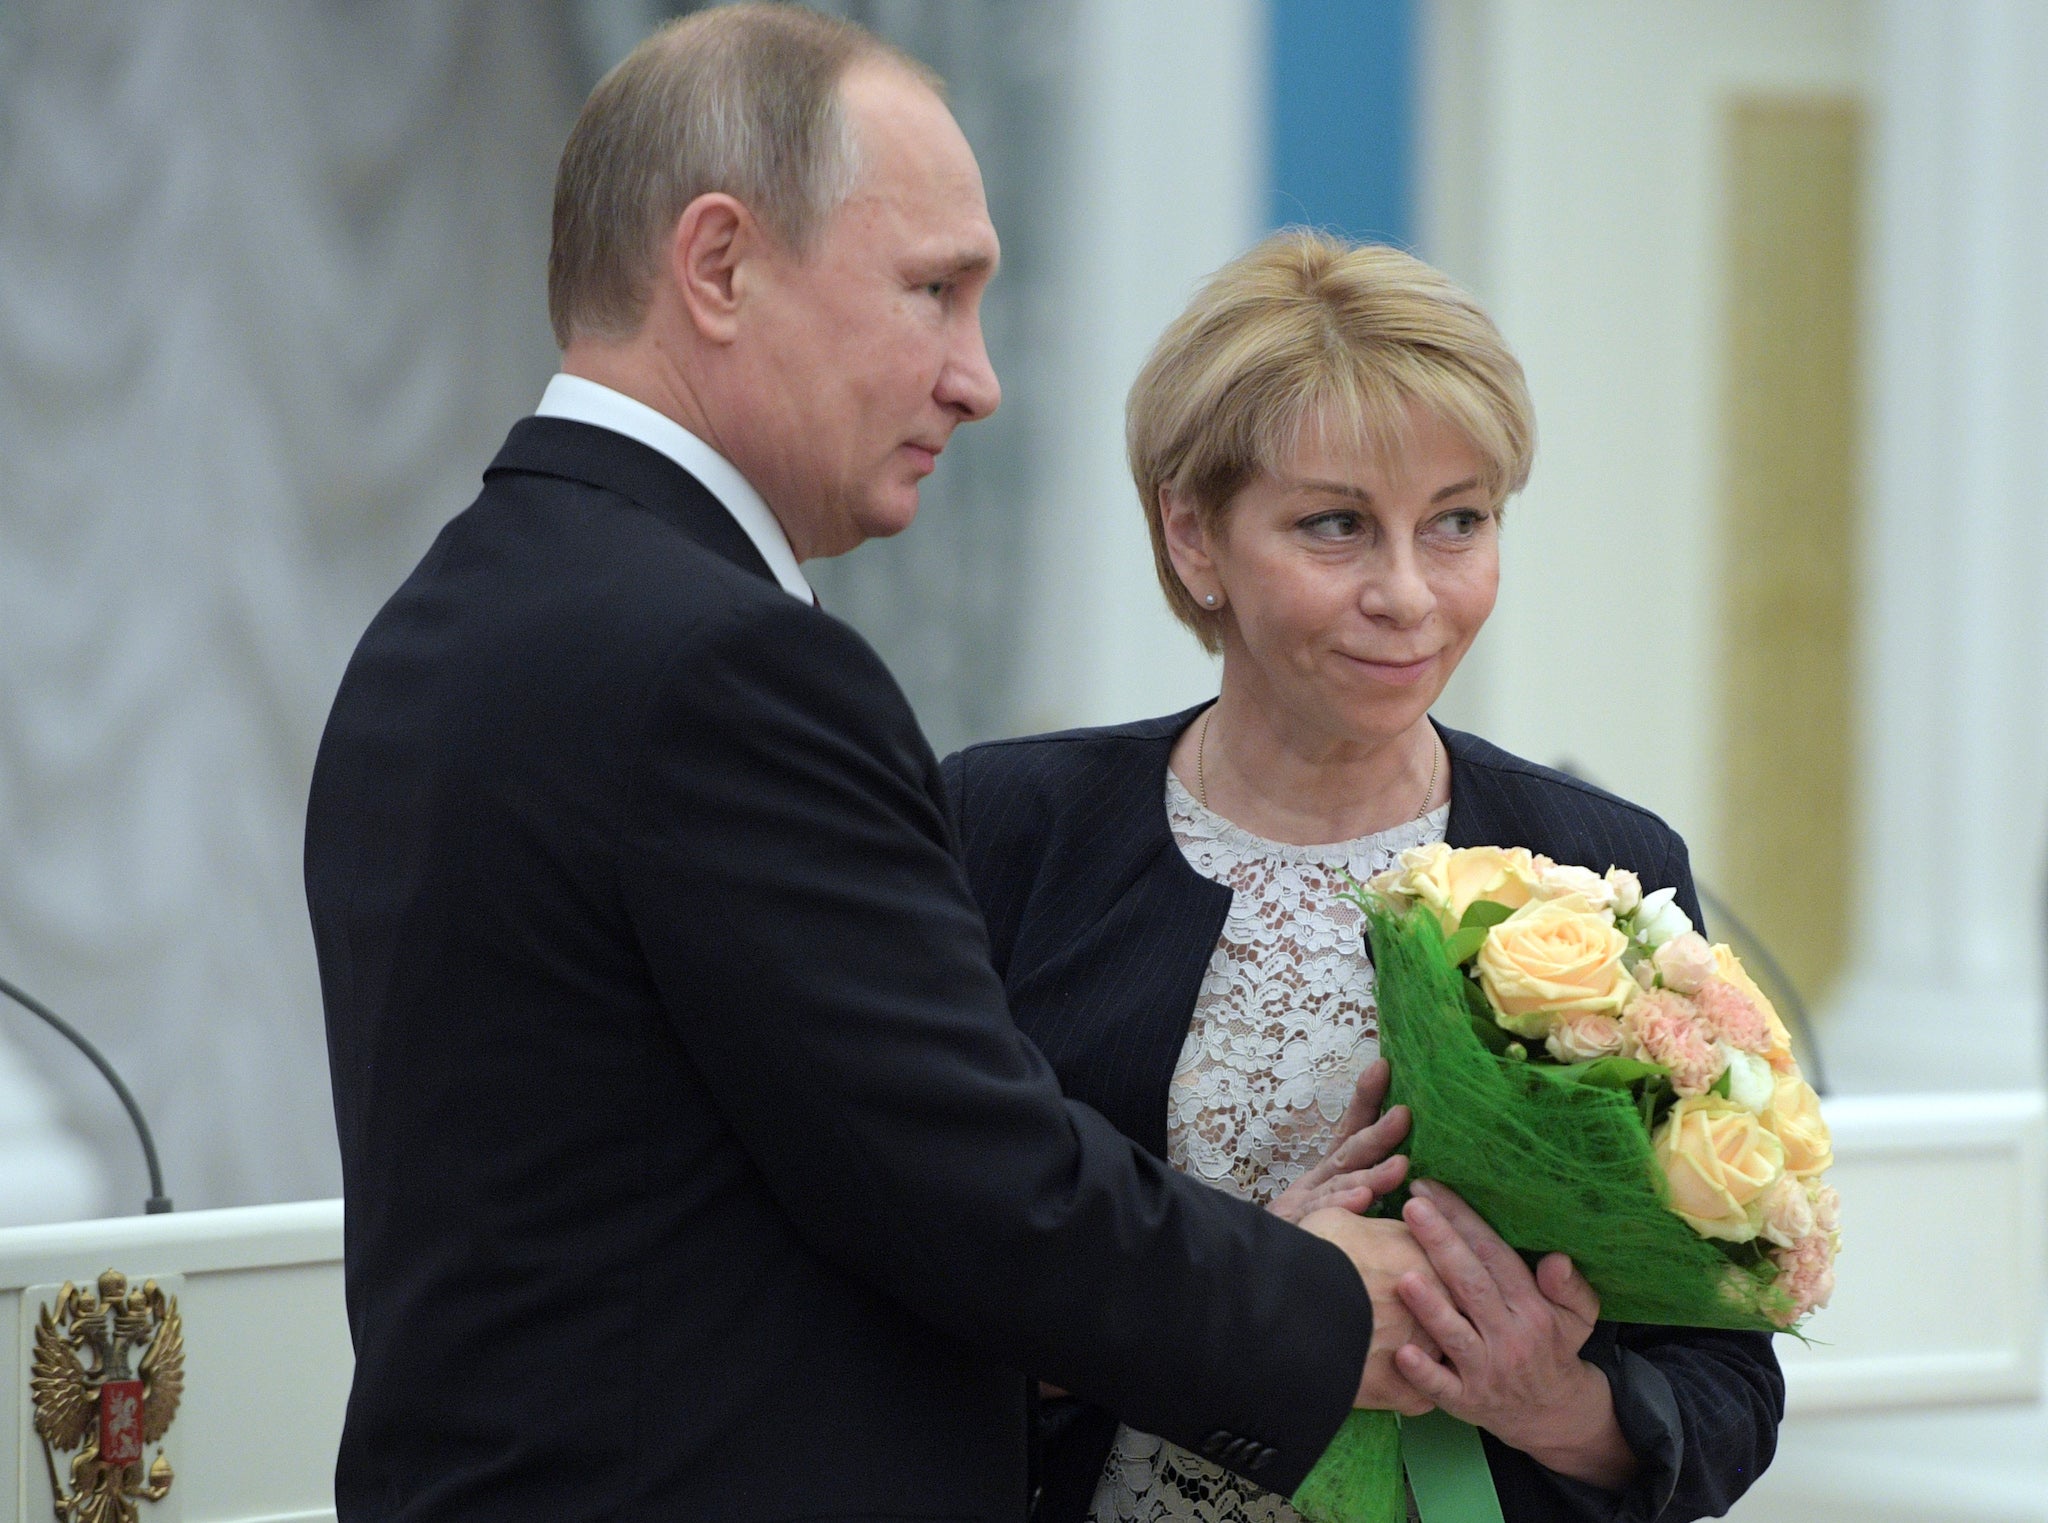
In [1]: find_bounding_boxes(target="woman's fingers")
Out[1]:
[1331,1058,1391,1139]
[1536,1253,1601,1330]
[1332,1105,1410,1171]
[1395,1341,1464,1407]
[1402,1192,1511,1330]
[1409,1181,1541,1311]
[1393,1268,1480,1384]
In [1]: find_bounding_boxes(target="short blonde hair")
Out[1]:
[547,4,940,348]
[1128,230,1534,650]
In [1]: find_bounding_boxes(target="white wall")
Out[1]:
[1013,0,1262,733]
[1417,0,1867,869]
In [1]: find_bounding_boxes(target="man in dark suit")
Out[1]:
[305,9,1440,1520]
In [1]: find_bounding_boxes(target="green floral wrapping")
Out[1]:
[1292,903,1790,1523]
[1362,903,1787,1331]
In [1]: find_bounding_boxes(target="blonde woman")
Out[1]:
[941,233,1781,1523]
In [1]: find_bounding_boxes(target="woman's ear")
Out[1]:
[1160,486,1221,603]
[666,193,756,344]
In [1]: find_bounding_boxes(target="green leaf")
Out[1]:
[1710,1068,1732,1099]
[1460,979,1513,1052]
[1442,926,1490,965]
[1459,899,1516,932]
[1548,1057,1669,1091]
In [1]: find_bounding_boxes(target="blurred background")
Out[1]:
[0,1,2043,1514]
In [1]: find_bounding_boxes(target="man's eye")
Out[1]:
[924,280,950,298]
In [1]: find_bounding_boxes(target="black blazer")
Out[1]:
[941,710,1784,1523]
[305,420,1378,1523]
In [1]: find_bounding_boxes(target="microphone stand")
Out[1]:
[0,972,172,1214]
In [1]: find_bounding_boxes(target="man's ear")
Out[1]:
[667,193,757,344]
[1160,485,1219,595]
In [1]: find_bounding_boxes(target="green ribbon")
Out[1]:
[1290,1410,1504,1523]
[1400,1411,1505,1523]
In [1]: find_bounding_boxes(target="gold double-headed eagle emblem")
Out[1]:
[29,1271,183,1523]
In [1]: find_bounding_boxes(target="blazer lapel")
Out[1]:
[485,416,779,588]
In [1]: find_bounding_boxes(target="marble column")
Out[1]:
[1831,0,2048,1092]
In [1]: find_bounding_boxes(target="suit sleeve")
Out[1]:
[1497,828,1783,1523]
[614,600,1372,1494]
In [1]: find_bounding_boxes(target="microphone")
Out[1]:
[0,972,172,1214]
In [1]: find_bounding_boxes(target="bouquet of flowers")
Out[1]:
[1291,844,1838,1523]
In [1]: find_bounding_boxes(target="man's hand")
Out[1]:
[1298,1208,1443,1416]
[1269,1060,1411,1224]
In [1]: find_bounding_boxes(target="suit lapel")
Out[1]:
[485,416,779,588]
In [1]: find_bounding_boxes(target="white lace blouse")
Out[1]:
[1087,773,1450,1523]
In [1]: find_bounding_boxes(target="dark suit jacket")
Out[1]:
[304,420,1377,1523]
[941,709,1785,1523]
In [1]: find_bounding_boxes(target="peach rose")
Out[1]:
[1712,944,1796,1073]
[1761,1074,1833,1177]
[1545,1010,1628,1063]
[1756,1173,1817,1248]
[1378,843,1543,932]
[1652,931,1718,995]
[1622,989,1724,1096]
[1475,898,1637,1038]
[1807,1180,1842,1236]
[1654,1095,1786,1242]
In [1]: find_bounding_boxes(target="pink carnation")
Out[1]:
[1770,1231,1837,1325]
[1624,989,1724,1096]
[1692,977,1772,1055]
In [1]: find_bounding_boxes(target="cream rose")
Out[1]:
[1721,1046,1777,1114]
[1652,931,1718,995]
[1713,943,1796,1072]
[1605,867,1644,917]
[1545,1011,1628,1063]
[1633,886,1694,948]
[1383,843,1543,932]
[1475,898,1637,1037]
[1761,1074,1833,1177]
[1654,1095,1786,1242]
[1534,862,1620,913]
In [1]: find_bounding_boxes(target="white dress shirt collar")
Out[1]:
[535,373,813,604]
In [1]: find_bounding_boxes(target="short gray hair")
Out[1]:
[547,3,940,348]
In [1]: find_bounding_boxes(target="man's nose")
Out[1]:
[939,319,1001,422]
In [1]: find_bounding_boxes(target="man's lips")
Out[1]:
[903,442,943,474]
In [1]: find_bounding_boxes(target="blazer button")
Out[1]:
[1202,1430,1236,1460]
[1250,1446,1278,1473]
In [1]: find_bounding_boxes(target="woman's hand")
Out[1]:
[1268,1059,1411,1224]
[1392,1180,1639,1492]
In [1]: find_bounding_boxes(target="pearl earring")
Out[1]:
[1203,593,1219,607]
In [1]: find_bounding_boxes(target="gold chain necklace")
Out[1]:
[1196,709,1441,823]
